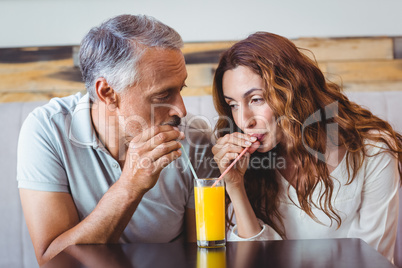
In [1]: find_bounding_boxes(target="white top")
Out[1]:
[228,141,400,261]
[17,93,219,243]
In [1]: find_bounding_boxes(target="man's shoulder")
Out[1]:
[21,92,88,143]
[30,92,84,122]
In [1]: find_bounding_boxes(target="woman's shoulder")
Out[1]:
[363,130,397,156]
[332,130,398,182]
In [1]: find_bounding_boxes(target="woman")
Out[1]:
[212,32,402,261]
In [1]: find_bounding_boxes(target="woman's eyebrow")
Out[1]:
[224,88,263,101]
[243,88,263,98]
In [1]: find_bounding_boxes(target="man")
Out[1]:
[17,14,217,265]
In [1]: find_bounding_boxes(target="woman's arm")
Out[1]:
[226,182,263,238]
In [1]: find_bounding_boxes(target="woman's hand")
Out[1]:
[212,133,260,191]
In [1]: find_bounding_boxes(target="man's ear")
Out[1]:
[94,78,117,105]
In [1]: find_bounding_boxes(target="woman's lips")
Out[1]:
[250,133,266,141]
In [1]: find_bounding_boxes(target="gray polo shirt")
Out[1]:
[17,93,218,243]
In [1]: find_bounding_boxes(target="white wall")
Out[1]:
[0,0,401,48]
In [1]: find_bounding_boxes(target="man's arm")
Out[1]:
[20,173,146,265]
[20,125,183,265]
[20,190,79,263]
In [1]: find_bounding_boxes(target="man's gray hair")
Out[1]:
[79,14,184,101]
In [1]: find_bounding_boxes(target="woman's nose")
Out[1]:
[240,106,256,130]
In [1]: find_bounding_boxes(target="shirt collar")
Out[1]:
[68,93,99,148]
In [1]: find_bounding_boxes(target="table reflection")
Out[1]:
[42,238,394,268]
[43,239,188,268]
[197,247,226,268]
[228,239,384,268]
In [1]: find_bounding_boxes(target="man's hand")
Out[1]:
[121,125,185,195]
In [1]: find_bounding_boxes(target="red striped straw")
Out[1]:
[211,146,249,187]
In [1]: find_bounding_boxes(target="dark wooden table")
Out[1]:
[42,238,396,268]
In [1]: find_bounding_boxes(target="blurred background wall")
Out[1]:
[1,0,402,48]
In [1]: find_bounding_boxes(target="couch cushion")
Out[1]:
[0,101,45,267]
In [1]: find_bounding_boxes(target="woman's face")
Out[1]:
[222,65,283,153]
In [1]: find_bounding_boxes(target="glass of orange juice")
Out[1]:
[194,178,226,248]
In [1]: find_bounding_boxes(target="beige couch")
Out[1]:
[1,92,401,267]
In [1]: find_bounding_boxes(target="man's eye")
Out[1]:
[156,94,170,101]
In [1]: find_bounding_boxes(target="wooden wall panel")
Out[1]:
[182,41,234,54]
[182,37,394,62]
[325,59,402,83]
[0,59,84,92]
[0,36,401,102]
[294,37,393,61]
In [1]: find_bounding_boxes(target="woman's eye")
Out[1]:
[227,102,238,110]
[250,97,264,104]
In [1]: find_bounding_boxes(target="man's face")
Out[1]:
[116,48,188,144]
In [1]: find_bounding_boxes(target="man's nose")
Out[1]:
[169,95,187,118]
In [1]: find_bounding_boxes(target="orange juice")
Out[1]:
[194,179,225,246]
